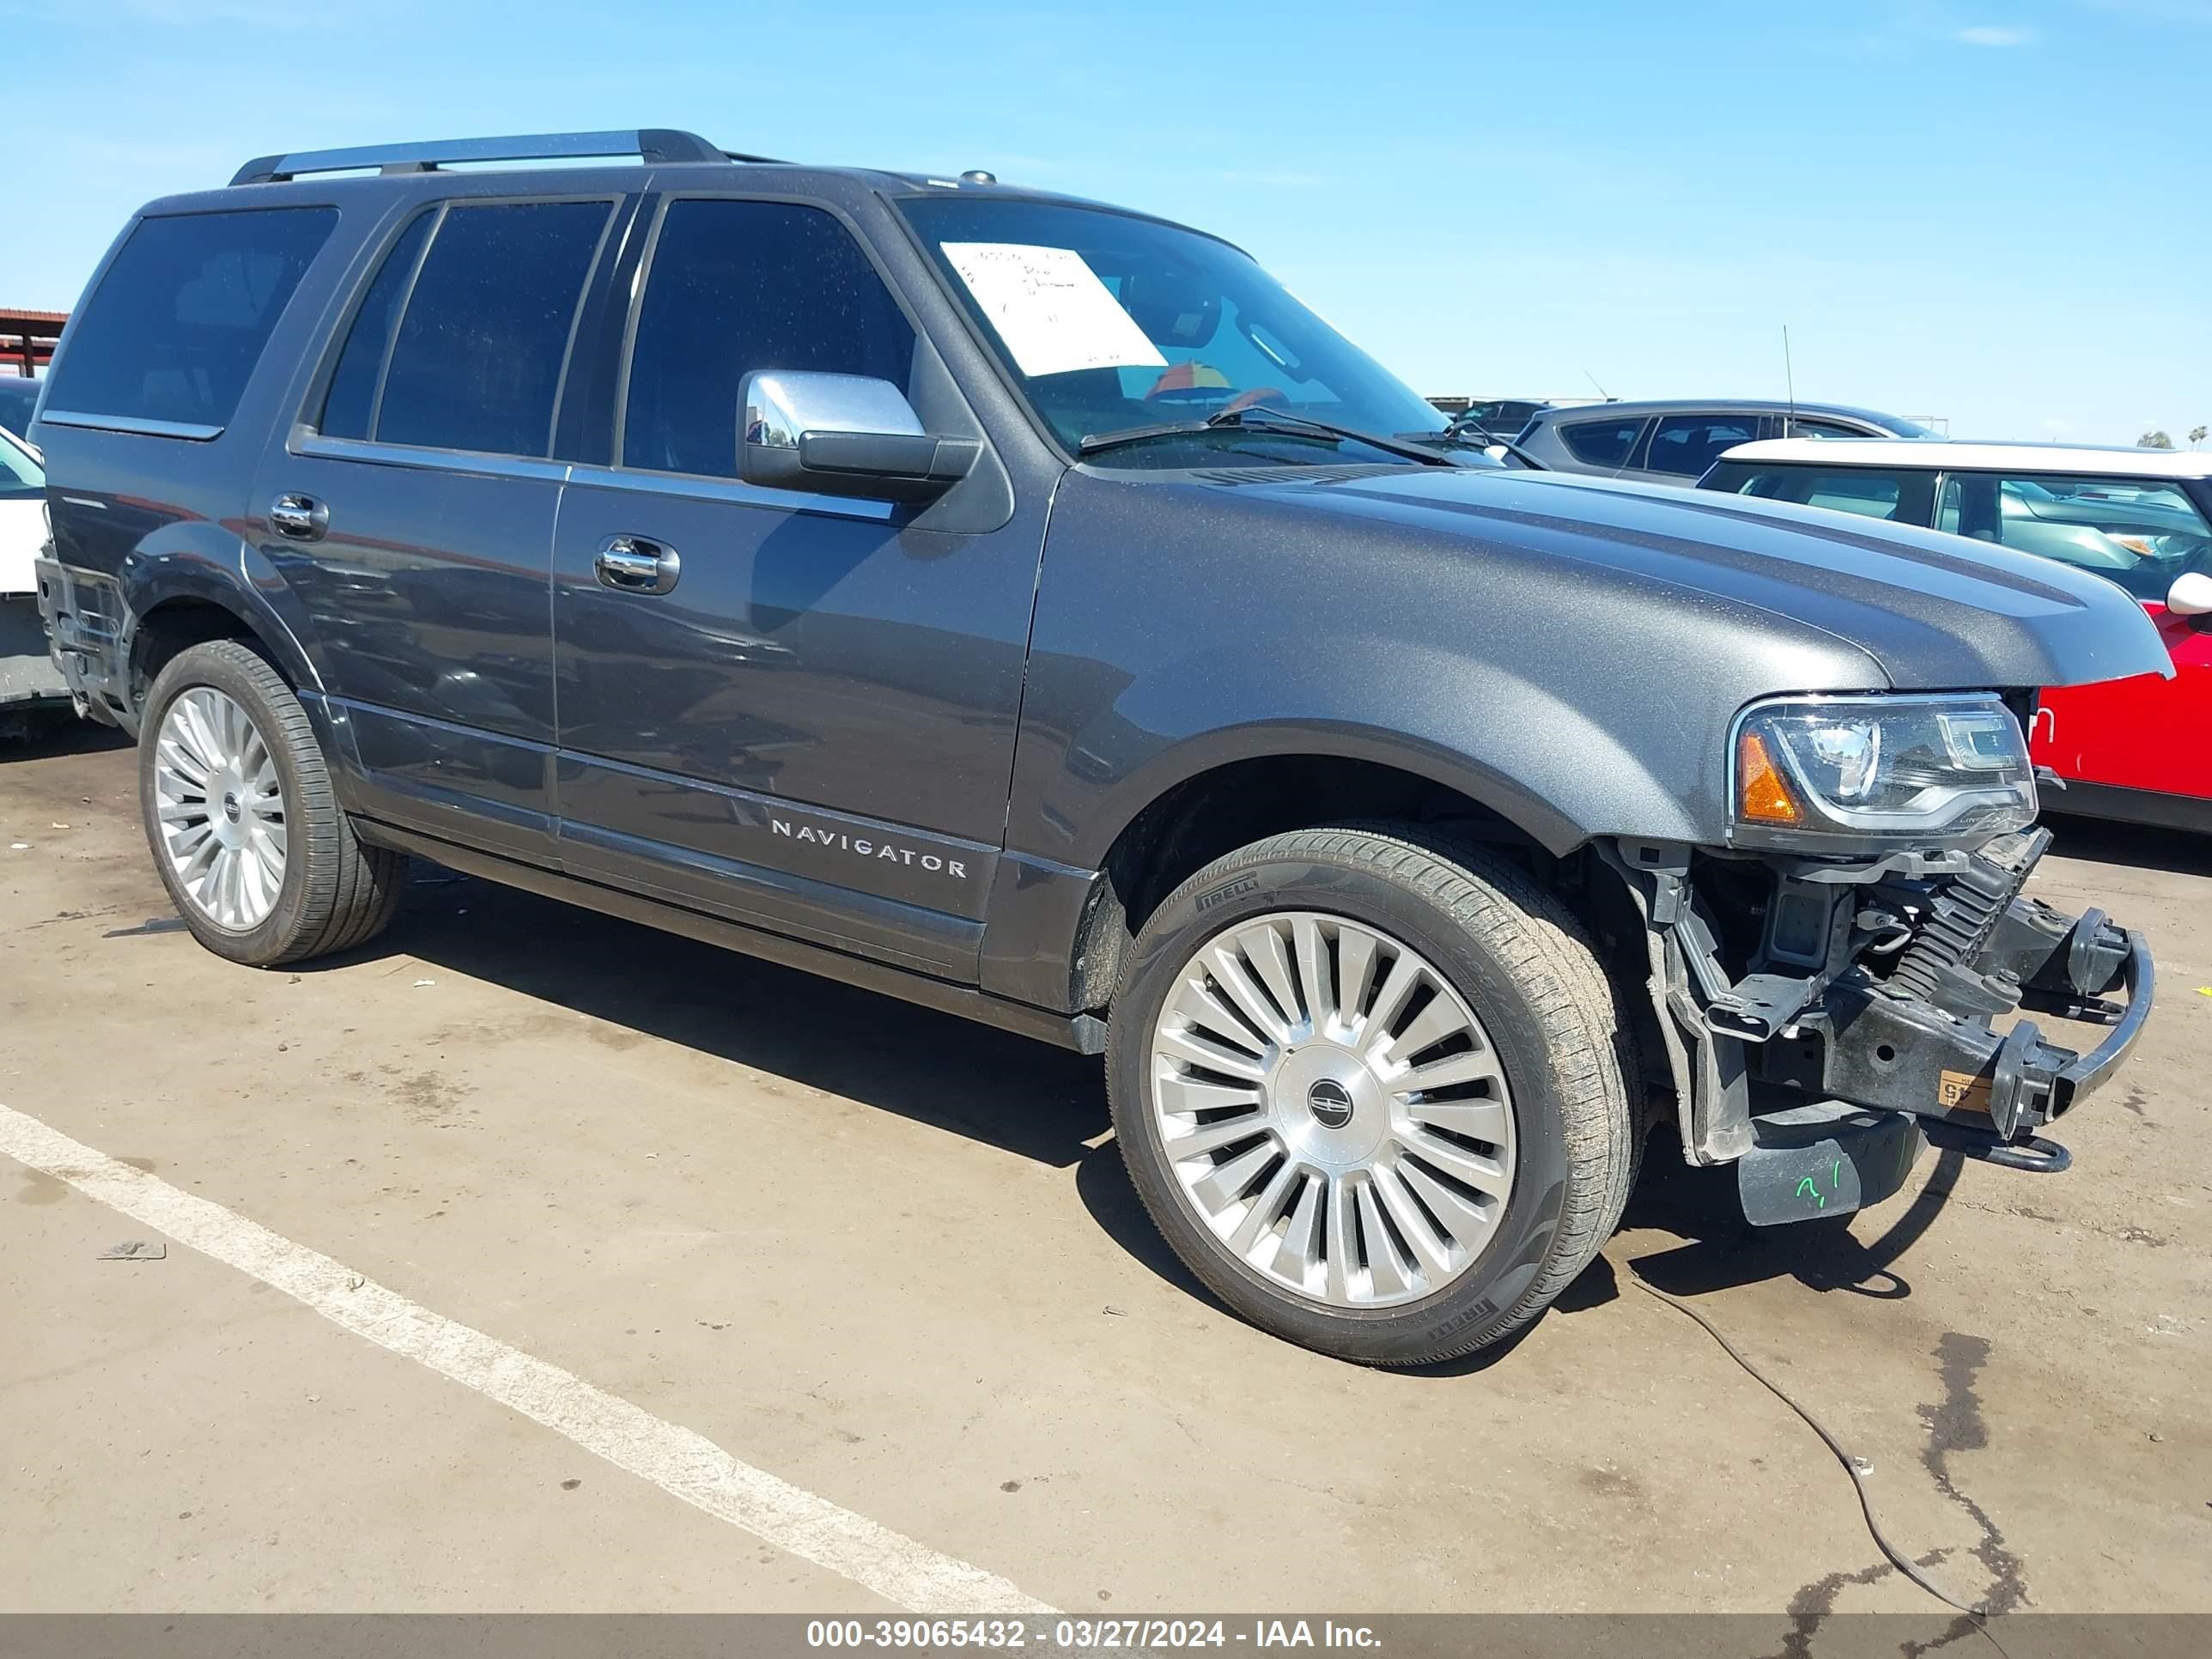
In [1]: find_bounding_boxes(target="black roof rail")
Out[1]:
[228,128,760,186]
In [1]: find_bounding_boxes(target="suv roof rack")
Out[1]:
[228,129,784,187]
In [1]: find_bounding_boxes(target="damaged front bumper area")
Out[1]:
[1607,827,2153,1227]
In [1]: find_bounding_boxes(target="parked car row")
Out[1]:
[22,129,2162,1364]
[1508,398,1930,483]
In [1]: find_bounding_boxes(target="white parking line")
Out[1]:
[0,1102,1054,1616]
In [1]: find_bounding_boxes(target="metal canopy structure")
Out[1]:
[0,308,64,378]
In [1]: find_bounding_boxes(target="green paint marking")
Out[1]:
[1796,1175,1826,1209]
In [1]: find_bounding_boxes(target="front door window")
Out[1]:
[618,200,916,478]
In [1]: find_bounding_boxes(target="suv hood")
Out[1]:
[1202,465,2170,691]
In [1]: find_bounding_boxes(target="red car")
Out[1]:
[1702,440,2212,831]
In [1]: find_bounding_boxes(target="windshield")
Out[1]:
[1938,472,2212,604]
[900,196,1449,468]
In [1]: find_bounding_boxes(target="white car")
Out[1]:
[2,423,70,732]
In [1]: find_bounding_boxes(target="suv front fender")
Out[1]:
[1022,635,1710,870]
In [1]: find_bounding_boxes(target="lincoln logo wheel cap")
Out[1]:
[1306,1079,1355,1129]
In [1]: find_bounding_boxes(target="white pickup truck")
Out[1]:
[2,423,70,733]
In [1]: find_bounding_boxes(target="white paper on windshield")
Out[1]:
[942,243,1167,379]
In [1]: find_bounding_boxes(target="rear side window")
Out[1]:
[1796,473,1904,519]
[622,200,915,477]
[44,207,336,434]
[1721,465,1914,520]
[318,210,434,441]
[371,200,612,457]
[1558,416,1643,468]
[1645,413,1762,477]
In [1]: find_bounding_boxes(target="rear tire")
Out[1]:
[1107,825,1636,1366]
[138,640,404,967]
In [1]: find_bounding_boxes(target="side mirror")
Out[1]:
[2165,570,2212,617]
[738,370,979,505]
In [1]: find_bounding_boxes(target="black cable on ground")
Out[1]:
[1627,1273,2002,1634]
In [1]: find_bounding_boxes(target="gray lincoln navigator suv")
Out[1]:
[32,130,2164,1365]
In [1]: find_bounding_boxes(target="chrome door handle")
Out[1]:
[270,494,328,542]
[595,535,681,594]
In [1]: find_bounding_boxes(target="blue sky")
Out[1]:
[6,0,2207,445]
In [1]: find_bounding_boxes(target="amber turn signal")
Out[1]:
[1736,730,1803,824]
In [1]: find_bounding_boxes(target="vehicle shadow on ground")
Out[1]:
[1360,1127,1974,1379]
[333,862,1974,1374]
[1616,1137,1966,1304]
[1076,1140,1623,1376]
[1,715,130,763]
[332,865,1488,1350]
[1369,1127,1972,1377]
[345,868,1247,1317]
[335,865,1115,1170]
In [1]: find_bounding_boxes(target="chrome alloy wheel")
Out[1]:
[1146,911,1517,1310]
[152,687,288,932]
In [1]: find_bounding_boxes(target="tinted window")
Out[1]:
[1645,414,1762,477]
[1937,472,2212,602]
[1468,399,1547,434]
[375,201,611,457]
[1558,416,1644,467]
[623,200,915,477]
[1720,464,1911,520]
[43,207,335,432]
[319,210,434,441]
[0,377,38,441]
[1782,417,1869,440]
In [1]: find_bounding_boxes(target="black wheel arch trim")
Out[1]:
[88,553,324,734]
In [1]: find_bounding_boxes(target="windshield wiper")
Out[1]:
[1079,405,1454,466]
[1404,412,1547,470]
[1076,416,1264,456]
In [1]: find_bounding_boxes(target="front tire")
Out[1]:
[1107,826,1636,1366]
[139,639,404,967]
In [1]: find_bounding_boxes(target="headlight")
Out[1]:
[1731,694,2037,850]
